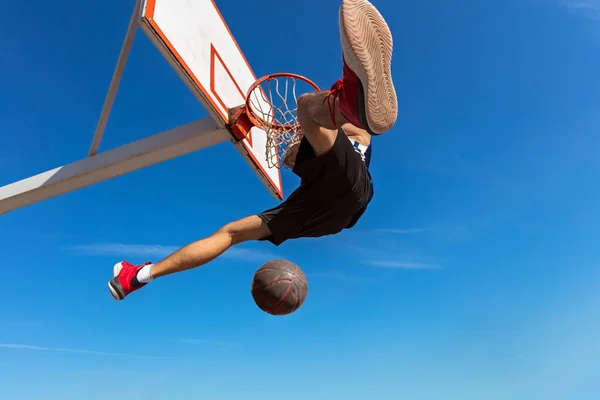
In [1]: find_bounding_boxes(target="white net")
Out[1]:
[246,75,319,169]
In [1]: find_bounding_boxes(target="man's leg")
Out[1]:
[151,215,270,277]
[295,91,342,157]
[294,0,396,145]
[337,0,396,135]
[108,215,270,300]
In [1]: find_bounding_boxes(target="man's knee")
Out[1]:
[218,215,270,245]
[297,92,319,125]
[297,90,339,132]
[294,90,338,157]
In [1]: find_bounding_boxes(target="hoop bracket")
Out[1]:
[227,105,253,142]
[230,73,320,169]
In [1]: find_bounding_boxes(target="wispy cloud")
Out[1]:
[363,261,444,270]
[310,271,377,283]
[0,343,177,359]
[68,243,178,257]
[374,228,433,234]
[554,0,600,20]
[66,243,277,262]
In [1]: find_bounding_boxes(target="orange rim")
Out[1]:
[244,73,321,130]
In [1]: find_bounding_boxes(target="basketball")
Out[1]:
[250,259,308,316]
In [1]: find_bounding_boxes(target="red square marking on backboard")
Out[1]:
[210,44,252,146]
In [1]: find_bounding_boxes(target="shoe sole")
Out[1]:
[339,0,397,134]
[108,262,126,301]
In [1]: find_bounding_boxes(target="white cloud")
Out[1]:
[0,343,176,359]
[363,261,444,270]
[310,271,377,283]
[66,243,277,262]
[554,0,600,19]
[68,243,178,257]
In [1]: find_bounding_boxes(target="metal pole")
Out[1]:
[88,0,141,157]
[2,118,229,215]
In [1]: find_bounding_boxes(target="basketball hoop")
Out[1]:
[244,73,320,169]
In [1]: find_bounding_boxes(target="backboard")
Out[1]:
[139,0,282,199]
[0,0,285,216]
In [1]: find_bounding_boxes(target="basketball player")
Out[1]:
[108,0,397,300]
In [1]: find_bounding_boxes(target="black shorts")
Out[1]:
[257,129,373,246]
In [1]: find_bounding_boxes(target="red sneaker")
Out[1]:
[108,261,150,300]
[328,0,397,135]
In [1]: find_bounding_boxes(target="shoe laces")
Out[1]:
[323,79,343,128]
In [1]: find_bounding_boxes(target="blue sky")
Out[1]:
[2,0,600,398]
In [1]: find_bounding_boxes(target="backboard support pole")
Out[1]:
[0,118,229,216]
[88,0,141,157]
